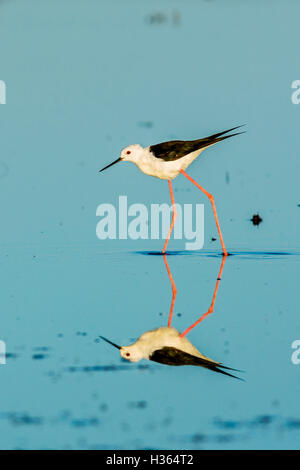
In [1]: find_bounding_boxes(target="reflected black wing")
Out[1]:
[149,347,243,380]
[149,125,245,162]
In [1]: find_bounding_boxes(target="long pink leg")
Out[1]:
[180,169,228,256]
[163,254,177,327]
[180,255,227,337]
[162,180,177,254]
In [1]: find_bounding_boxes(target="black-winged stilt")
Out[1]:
[99,126,245,255]
[99,255,241,378]
[100,327,242,379]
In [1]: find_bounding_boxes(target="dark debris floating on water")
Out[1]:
[250,214,263,226]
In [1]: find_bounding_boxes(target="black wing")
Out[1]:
[150,347,243,380]
[149,125,245,162]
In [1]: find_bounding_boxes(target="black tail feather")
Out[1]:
[206,363,245,380]
[207,124,246,140]
[218,363,245,373]
[210,365,244,380]
[196,125,246,149]
[213,131,246,145]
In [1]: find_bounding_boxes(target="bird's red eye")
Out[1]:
[126,151,131,155]
[126,352,130,357]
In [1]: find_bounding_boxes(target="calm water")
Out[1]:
[0,0,300,450]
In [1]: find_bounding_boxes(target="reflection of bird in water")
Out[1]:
[100,254,243,378]
[100,327,242,379]
[99,126,245,255]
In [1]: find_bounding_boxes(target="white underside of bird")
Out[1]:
[121,326,215,363]
[131,147,204,180]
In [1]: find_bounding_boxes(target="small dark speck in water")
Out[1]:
[6,353,18,359]
[191,433,206,443]
[146,10,180,26]
[32,353,49,360]
[285,419,300,429]
[2,413,44,426]
[138,121,153,128]
[71,418,99,428]
[145,12,167,25]
[253,415,273,426]
[251,213,263,226]
[128,401,147,410]
[66,364,134,373]
[214,418,241,430]
[215,434,235,443]
[211,237,216,242]
[177,313,182,317]
[137,364,149,370]
[100,404,108,412]
[162,416,172,426]
[76,332,87,336]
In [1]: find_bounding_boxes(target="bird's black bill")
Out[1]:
[99,157,121,173]
[99,335,121,350]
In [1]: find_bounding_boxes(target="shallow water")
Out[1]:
[0,0,300,450]
[1,247,300,449]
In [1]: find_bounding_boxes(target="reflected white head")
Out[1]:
[120,344,144,362]
[100,336,145,363]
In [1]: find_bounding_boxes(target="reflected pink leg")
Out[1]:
[163,254,177,327]
[180,255,227,337]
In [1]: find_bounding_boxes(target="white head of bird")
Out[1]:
[121,144,144,163]
[99,144,145,173]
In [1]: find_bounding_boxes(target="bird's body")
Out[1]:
[99,125,245,254]
[121,326,212,362]
[100,126,244,181]
[129,146,204,180]
[100,327,242,379]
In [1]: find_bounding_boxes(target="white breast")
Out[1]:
[136,326,214,362]
[134,148,204,180]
